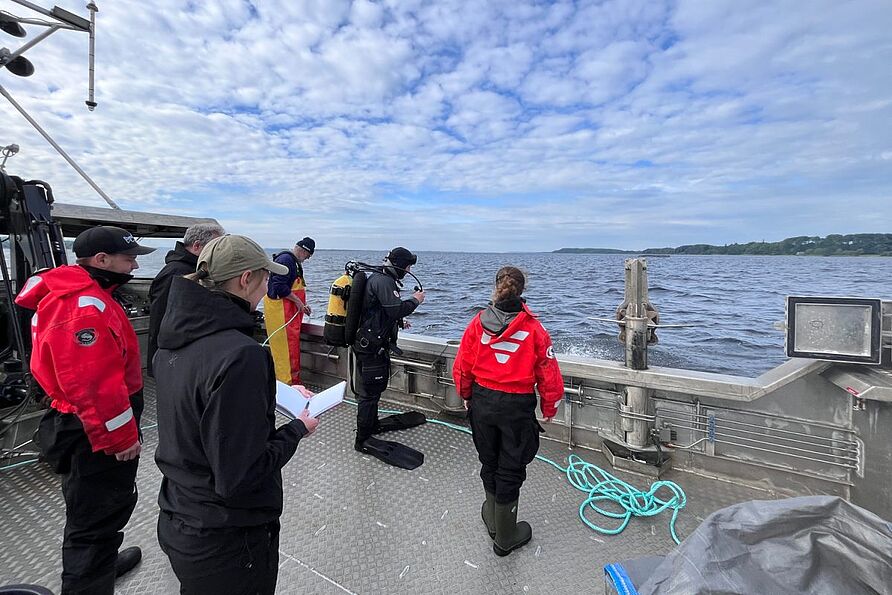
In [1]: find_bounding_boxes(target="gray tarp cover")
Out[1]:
[638,496,892,595]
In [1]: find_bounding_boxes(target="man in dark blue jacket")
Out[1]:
[264,237,314,385]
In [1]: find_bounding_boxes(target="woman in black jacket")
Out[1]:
[153,234,319,595]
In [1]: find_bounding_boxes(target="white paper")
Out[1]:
[306,381,346,417]
[275,381,346,419]
[275,381,308,418]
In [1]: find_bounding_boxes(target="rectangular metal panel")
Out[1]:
[786,296,882,364]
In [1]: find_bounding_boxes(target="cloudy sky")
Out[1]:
[2,0,890,251]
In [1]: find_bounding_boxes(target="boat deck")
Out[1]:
[0,379,772,594]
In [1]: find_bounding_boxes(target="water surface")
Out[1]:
[135,250,891,378]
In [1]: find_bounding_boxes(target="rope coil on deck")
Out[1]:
[563,454,686,544]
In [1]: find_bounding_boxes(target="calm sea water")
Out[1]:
[132,250,891,378]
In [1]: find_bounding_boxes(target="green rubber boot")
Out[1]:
[481,491,496,539]
[493,499,532,556]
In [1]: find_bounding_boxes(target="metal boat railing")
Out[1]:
[296,321,890,520]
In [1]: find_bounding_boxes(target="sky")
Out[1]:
[2,0,891,252]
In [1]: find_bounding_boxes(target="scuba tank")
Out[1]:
[322,262,369,347]
[323,271,352,346]
[344,265,367,346]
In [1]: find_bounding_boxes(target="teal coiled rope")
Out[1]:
[563,454,686,544]
[371,403,687,545]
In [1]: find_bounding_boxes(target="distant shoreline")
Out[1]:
[552,250,889,257]
[554,233,892,257]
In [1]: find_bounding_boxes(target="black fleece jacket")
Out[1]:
[153,276,307,529]
[147,242,198,376]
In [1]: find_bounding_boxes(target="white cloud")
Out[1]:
[1,0,890,251]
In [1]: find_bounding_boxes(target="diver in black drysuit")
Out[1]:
[350,247,427,469]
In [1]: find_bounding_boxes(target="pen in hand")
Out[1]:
[298,401,318,435]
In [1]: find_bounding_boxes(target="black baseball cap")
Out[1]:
[73,226,156,258]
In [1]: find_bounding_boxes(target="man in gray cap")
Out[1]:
[15,225,155,594]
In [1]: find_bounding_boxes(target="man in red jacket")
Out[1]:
[15,226,154,595]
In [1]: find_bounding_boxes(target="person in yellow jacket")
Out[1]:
[264,237,314,385]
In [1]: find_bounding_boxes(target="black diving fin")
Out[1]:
[374,410,427,435]
[357,436,424,470]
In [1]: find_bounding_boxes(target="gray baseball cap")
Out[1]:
[197,235,288,282]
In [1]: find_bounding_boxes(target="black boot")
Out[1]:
[354,420,375,452]
[481,491,495,539]
[354,431,370,452]
[114,546,142,578]
[493,500,531,556]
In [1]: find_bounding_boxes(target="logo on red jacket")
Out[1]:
[75,328,97,346]
[482,330,530,364]
[546,345,555,359]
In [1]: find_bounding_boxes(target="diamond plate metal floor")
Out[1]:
[1,379,772,594]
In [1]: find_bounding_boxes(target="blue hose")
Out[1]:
[0,457,40,472]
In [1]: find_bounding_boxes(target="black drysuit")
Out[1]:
[153,277,308,595]
[350,268,419,442]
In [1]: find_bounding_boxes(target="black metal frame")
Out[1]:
[786,296,883,365]
[0,171,67,430]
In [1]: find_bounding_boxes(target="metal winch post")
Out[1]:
[624,259,650,370]
[623,259,651,448]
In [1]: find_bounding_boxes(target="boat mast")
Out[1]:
[0,1,119,209]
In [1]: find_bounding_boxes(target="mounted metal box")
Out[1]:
[785,296,883,365]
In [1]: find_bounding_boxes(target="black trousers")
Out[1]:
[158,513,280,595]
[350,348,390,442]
[38,393,143,595]
[468,384,542,504]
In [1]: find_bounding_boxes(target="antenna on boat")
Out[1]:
[85,2,97,110]
[0,1,120,209]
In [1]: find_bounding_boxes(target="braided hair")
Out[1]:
[492,266,525,304]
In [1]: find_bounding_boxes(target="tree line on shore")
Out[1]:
[555,233,892,256]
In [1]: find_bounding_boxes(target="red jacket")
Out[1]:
[452,303,564,418]
[15,265,143,454]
